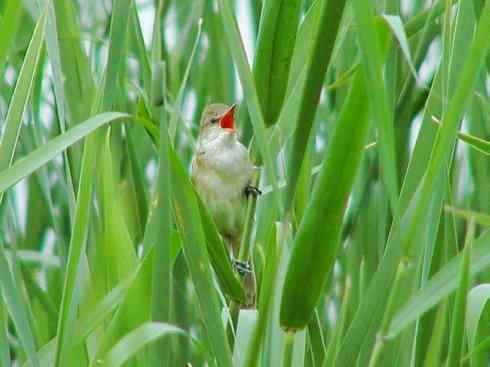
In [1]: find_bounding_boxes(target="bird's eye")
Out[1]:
[210,118,218,124]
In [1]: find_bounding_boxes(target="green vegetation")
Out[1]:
[0,0,489,366]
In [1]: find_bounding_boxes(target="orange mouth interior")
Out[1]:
[219,105,236,130]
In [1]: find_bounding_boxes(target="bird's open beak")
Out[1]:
[219,104,237,131]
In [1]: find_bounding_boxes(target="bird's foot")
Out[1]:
[232,259,252,277]
[244,184,262,198]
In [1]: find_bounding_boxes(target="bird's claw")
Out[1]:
[244,184,262,198]
[232,259,252,277]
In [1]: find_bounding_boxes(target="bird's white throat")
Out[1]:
[196,127,250,177]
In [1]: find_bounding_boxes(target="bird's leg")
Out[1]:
[232,258,252,277]
[244,184,262,198]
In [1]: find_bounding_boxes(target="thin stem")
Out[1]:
[244,222,289,367]
[368,261,407,367]
[227,143,262,348]
[239,168,261,261]
[226,170,261,346]
[283,331,295,367]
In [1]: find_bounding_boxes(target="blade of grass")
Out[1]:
[368,261,408,367]
[196,194,246,303]
[99,323,186,367]
[464,284,490,366]
[0,241,39,367]
[73,266,140,345]
[53,130,101,367]
[168,20,202,142]
[0,7,47,202]
[381,15,417,78]
[432,116,490,155]
[323,279,352,366]
[0,0,23,72]
[462,336,490,363]
[44,0,76,214]
[143,60,172,365]
[254,0,301,127]
[0,298,9,367]
[404,0,457,36]
[51,0,96,121]
[52,0,96,188]
[280,71,370,330]
[0,112,129,195]
[444,206,490,227]
[388,229,490,337]
[129,1,151,93]
[282,331,295,367]
[422,301,448,367]
[243,223,285,367]
[283,0,347,212]
[446,220,474,367]
[353,0,399,216]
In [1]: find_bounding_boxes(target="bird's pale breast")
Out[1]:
[191,132,252,241]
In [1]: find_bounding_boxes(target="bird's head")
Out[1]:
[198,103,237,142]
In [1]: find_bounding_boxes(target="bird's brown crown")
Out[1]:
[200,103,232,126]
[198,103,237,135]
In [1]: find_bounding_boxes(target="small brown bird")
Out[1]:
[191,103,260,305]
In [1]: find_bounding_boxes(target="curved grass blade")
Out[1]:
[0,112,129,195]
[381,14,417,78]
[129,2,151,92]
[404,0,457,37]
[432,116,490,155]
[462,336,490,363]
[388,229,490,338]
[444,206,490,227]
[99,322,186,367]
[22,259,146,366]
[73,267,140,345]
[0,7,47,199]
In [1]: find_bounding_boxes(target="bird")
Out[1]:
[191,103,260,306]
